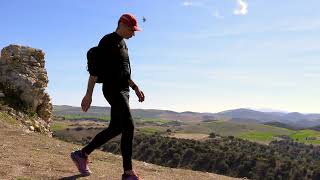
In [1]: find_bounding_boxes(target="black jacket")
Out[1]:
[97,32,131,91]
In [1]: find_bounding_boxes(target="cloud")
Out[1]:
[234,0,248,15]
[181,1,223,19]
[181,1,204,7]
[182,18,320,41]
[212,11,224,19]
[182,1,193,6]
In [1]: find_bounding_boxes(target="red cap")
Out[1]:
[119,13,142,31]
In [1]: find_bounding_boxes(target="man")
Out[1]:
[71,13,145,180]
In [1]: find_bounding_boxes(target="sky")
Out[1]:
[0,0,320,113]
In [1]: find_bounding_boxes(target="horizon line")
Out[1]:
[52,104,320,115]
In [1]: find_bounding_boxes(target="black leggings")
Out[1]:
[82,87,134,171]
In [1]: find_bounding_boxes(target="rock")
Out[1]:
[17,111,25,118]
[8,111,15,117]
[0,45,52,135]
[29,126,35,131]
[0,91,4,98]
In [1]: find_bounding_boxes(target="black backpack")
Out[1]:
[86,46,103,83]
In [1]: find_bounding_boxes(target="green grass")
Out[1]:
[289,130,320,144]
[178,121,298,143]
[239,132,277,142]
[50,122,68,131]
[138,127,165,134]
[16,177,32,180]
[62,114,110,121]
[0,111,19,126]
[138,118,171,124]
[236,125,295,143]
[181,121,294,135]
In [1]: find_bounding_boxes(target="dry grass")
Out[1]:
[168,133,209,141]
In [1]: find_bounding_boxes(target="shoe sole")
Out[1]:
[123,177,139,180]
[70,152,91,176]
[122,175,140,180]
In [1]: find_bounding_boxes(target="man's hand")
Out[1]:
[134,88,145,102]
[81,94,92,112]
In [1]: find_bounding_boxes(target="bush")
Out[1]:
[75,127,84,131]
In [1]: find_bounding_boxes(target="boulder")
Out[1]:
[0,45,52,135]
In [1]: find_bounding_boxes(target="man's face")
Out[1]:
[123,24,135,39]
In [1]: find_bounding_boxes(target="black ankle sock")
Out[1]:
[79,150,88,158]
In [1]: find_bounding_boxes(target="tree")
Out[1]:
[180,148,196,167]
[209,132,216,138]
[216,160,229,174]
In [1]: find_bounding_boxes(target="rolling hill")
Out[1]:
[53,105,320,128]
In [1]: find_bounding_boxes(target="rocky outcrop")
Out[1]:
[0,45,52,135]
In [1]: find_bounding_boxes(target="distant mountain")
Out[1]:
[305,114,320,121]
[263,121,300,131]
[53,105,205,122]
[282,112,306,121]
[215,108,279,122]
[308,125,320,131]
[229,118,260,124]
[217,108,320,128]
[54,105,110,117]
[249,108,289,113]
[53,105,320,128]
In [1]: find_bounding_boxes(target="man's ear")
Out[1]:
[118,22,125,28]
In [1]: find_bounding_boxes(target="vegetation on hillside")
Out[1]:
[50,114,320,179]
[263,121,300,131]
[102,134,320,180]
[55,127,320,180]
[289,130,320,144]
[62,114,110,121]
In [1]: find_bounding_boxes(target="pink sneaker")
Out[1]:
[122,170,141,180]
[70,150,92,176]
